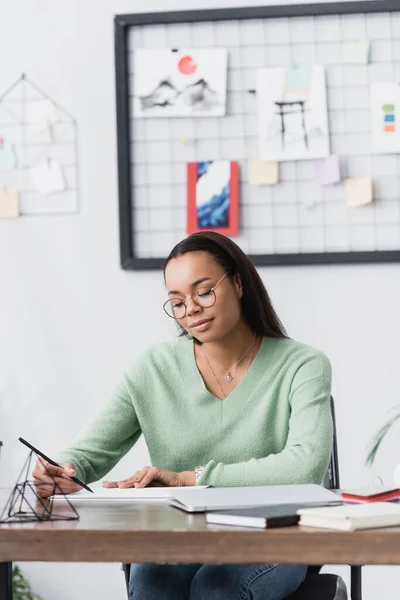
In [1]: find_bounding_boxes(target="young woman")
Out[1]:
[33,231,333,600]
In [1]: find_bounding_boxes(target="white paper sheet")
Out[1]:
[370,83,400,154]
[30,158,65,195]
[52,485,210,501]
[0,139,17,171]
[134,48,227,118]
[26,99,58,125]
[257,65,330,162]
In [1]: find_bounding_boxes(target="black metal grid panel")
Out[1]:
[115,1,400,270]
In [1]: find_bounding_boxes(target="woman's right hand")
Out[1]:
[32,459,81,498]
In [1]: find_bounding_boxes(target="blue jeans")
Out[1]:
[129,563,307,600]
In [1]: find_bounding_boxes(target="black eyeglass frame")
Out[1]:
[163,272,229,320]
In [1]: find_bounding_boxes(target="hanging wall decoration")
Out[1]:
[0,74,79,216]
[187,160,239,235]
[257,65,330,162]
[134,48,227,118]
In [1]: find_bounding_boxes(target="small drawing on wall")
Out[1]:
[133,48,227,118]
[257,65,330,162]
[187,160,239,235]
[30,158,65,196]
[0,188,19,218]
[26,99,58,125]
[0,138,17,172]
[370,83,400,154]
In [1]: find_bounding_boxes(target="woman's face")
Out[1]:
[164,251,243,343]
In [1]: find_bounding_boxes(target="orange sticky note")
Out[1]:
[345,177,373,207]
[0,188,19,218]
[249,159,279,185]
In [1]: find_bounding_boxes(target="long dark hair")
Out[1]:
[163,231,287,339]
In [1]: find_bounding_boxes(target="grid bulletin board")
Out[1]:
[115,1,400,270]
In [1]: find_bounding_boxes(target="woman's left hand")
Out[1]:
[102,466,196,488]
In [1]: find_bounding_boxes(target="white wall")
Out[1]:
[1,0,399,598]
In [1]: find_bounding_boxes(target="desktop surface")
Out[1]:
[1,488,400,565]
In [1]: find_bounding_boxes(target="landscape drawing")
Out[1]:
[257,65,330,161]
[133,48,227,118]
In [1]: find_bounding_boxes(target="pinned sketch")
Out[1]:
[0,188,19,218]
[314,155,341,185]
[187,160,239,235]
[257,65,330,162]
[26,99,58,125]
[249,159,279,185]
[134,48,227,117]
[343,40,370,65]
[26,99,58,142]
[371,83,400,154]
[0,138,17,171]
[30,159,65,195]
[345,177,373,207]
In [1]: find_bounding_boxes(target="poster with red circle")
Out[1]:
[134,48,227,118]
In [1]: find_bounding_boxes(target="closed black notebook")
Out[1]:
[206,503,332,529]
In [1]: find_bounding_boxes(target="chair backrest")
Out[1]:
[323,396,340,490]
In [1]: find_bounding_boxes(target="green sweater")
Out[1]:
[56,336,333,488]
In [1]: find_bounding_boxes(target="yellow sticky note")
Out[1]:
[345,177,373,207]
[0,188,19,218]
[249,159,279,185]
[343,40,370,65]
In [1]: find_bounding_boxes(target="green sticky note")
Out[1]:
[383,104,395,112]
[285,66,311,93]
[343,40,370,64]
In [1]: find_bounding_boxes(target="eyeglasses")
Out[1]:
[163,272,229,320]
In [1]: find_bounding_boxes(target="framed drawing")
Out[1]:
[187,160,239,235]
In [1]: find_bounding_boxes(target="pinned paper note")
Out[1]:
[370,83,400,154]
[30,158,65,195]
[345,177,373,207]
[303,198,316,209]
[26,99,58,125]
[0,138,17,172]
[257,66,329,162]
[249,159,279,185]
[0,188,19,218]
[343,40,370,65]
[314,155,341,185]
[285,66,311,94]
[34,122,53,143]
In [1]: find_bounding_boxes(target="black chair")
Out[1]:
[122,397,362,600]
[287,396,362,600]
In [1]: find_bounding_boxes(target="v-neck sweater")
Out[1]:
[56,336,333,487]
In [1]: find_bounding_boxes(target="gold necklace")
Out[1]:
[203,343,255,400]
[201,333,256,382]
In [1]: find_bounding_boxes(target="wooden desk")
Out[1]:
[1,491,399,598]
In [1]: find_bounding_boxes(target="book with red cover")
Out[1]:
[341,486,400,503]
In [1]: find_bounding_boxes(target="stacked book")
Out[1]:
[205,486,400,531]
